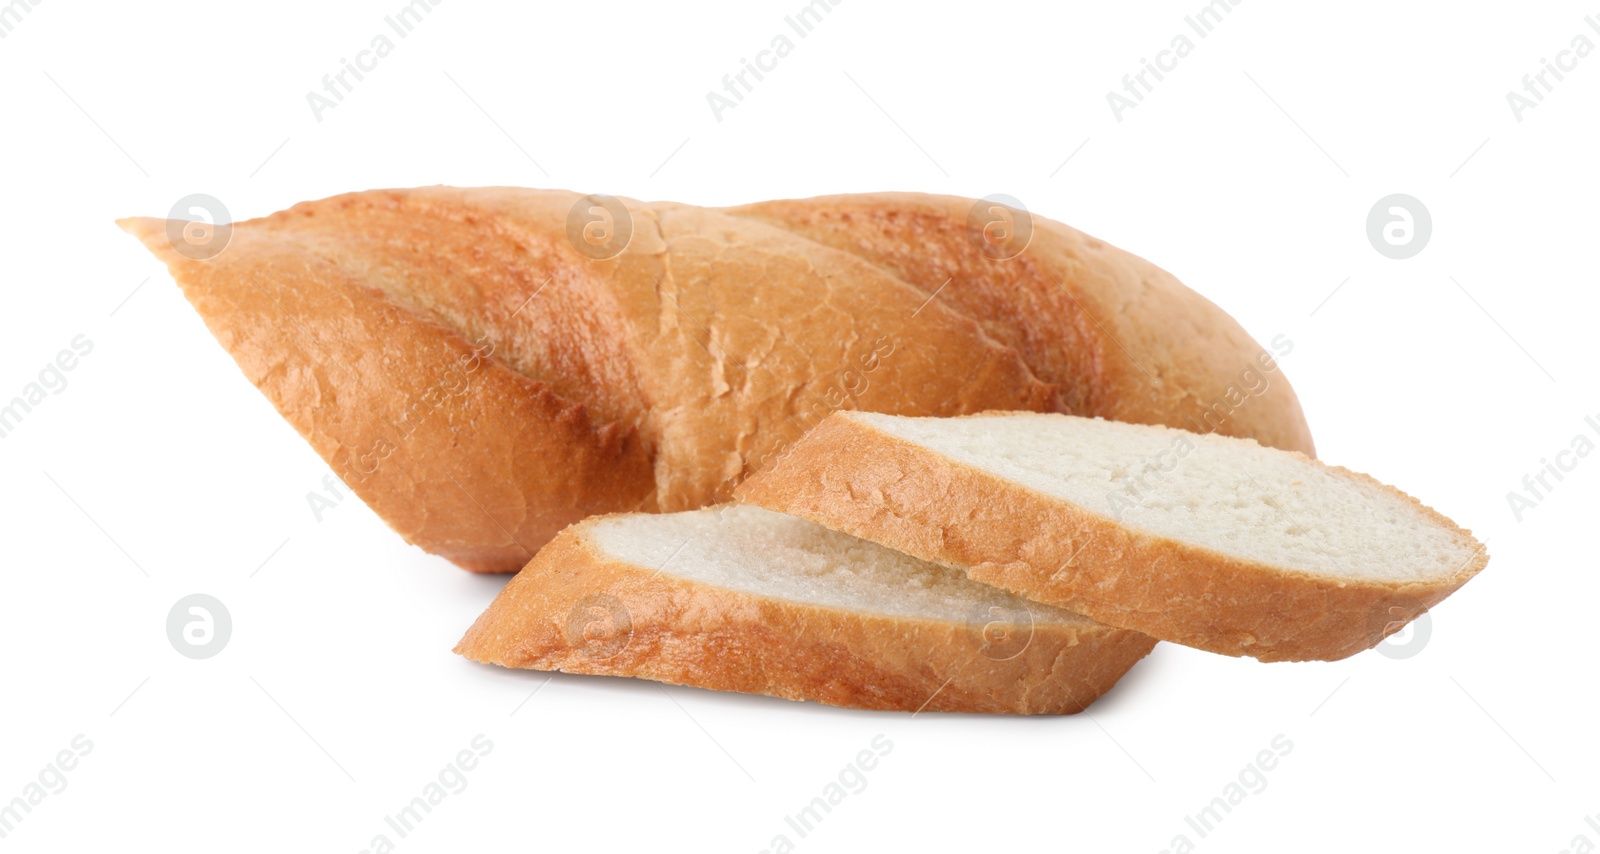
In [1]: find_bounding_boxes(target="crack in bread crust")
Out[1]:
[721,202,1094,415]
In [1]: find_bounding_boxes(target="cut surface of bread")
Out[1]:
[455,505,1156,713]
[736,411,1488,662]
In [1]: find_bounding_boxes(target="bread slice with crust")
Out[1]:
[735,411,1488,662]
[455,504,1156,714]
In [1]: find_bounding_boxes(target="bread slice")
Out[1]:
[735,411,1488,662]
[455,504,1156,713]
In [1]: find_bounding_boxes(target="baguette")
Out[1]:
[122,188,1313,572]
[455,504,1155,713]
[735,411,1488,662]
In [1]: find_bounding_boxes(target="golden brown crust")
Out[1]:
[123,187,1314,572]
[454,515,1157,713]
[619,200,1060,509]
[734,412,1487,662]
[119,213,654,573]
[727,193,1315,456]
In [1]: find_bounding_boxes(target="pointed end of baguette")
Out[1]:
[117,217,199,281]
[116,216,170,251]
[116,215,161,233]
[453,582,523,663]
[451,625,487,662]
[117,216,237,273]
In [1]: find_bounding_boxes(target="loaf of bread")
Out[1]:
[121,188,1313,572]
[737,411,1488,662]
[455,504,1156,713]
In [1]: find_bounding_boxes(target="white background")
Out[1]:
[1,1,1595,851]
